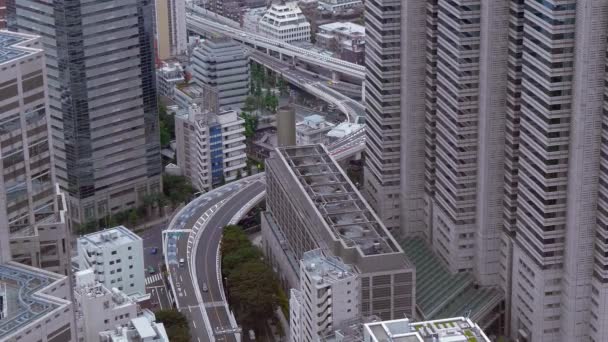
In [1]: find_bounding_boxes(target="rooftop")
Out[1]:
[0,262,70,339]
[327,122,363,139]
[365,317,491,342]
[400,237,503,323]
[275,144,402,256]
[0,31,42,65]
[79,226,141,249]
[318,22,365,36]
[296,114,335,133]
[301,249,356,287]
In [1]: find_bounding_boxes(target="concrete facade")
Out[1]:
[175,104,247,191]
[0,31,72,275]
[289,249,359,341]
[191,38,249,110]
[10,0,163,225]
[77,226,146,297]
[258,2,311,43]
[155,0,186,59]
[264,144,415,321]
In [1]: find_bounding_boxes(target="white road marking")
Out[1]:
[193,321,197,328]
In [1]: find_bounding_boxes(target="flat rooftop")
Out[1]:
[0,31,41,65]
[365,317,491,342]
[302,249,355,286]
[0,262,68,339]
[400,237,503,323]
[319,22,365,36]
[79,225,141,249]
[275,144,401,256]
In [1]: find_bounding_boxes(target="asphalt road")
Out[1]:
[140,221,172,310]
[166,178,265,342]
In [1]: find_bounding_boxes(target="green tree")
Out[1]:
[128,209,138,227]
[278,75,287,96]
[221,225,251,254]
[228,260,279,327]
[243,96,257,113]
[223,245,261,276]
[162,174,196,206]
[155,310,191,342]
[159,121,171,146]
[240,112,258,139]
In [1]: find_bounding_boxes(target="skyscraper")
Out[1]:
[10,0,162,225]
[155,0,186,60]
[0,30,71,275]
[364,0,608,341]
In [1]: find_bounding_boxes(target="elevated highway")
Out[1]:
[185,4,366,80]
[164,128,366,342]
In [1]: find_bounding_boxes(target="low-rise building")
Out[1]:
[99,311,168,342]
[174,82,220,113]
[77,226,146,298]
[326,122,363,143]
[74,269,139,342]
[258,2,311,43]
[363,317,491,342]
[316,22,365,65]
[317,0,362,12]
[156,62,184,98]
[296,114,335,145]
[290,249,359,341]
[175,104,247,191]
[0,261,76,342]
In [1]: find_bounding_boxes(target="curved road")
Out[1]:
[165,132,365,341]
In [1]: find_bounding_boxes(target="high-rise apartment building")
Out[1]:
[364,0,608,341]
[263,144,415,321]
[10,0,162,225]
[0,30,71,275]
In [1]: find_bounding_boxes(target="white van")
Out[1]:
[179,258,185,267]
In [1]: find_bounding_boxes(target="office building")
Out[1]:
[296,115,335,146]
[363,316,491,342]
[289,249,359,341]
[316,22,365,65]
[10,0,163,225]
[0,261,76,342]
[74,269,140,342]
[263,144,415,320]
[155,0,186,59]
[77,226,145,297]
[156,62,184,98]
[258,2,311,43]
[175,104,247,191]
[191,38,249,110]
[0,30,71,275]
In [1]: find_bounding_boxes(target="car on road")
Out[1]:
[179,258,185,267]
[150,247,158,255]
[148,266,155,274]
[202,282,208,292]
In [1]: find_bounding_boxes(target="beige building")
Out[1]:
[263,144,415,321]
[155,0,186,59]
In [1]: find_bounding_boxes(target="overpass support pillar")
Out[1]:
[332,71,340,82]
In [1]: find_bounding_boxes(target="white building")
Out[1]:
[295,115,335,146]
[74,269,140,342]
[258,2,311,43]
[363,317,491,342]
[175,104,247,191]
[77,226,146,297]
[156,62,184,98]
[99,311,168,342]
[317,0,361,12]
[289,250,359,342]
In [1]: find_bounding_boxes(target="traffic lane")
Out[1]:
[179,305,211,342]
[199,181,266,301]
[195,181,265,342]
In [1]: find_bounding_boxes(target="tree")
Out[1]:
[159,121,171,146]
[243,96,257,113]
[278,75,287,96]
[128,209,138,227]
[155,310,191,342]
[228,260,279,327]
[162,174,196,206]
[223,245,261,277]
[240,112,258,139]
